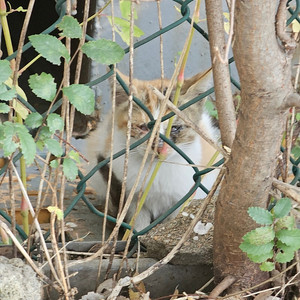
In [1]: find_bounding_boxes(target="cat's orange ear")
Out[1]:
[181,69,213,101]
[110,70,138,105]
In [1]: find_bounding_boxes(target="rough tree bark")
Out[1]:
[212,0,300,292]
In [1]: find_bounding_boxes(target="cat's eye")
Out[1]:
[171,125,183,134]
[138,123,149,132]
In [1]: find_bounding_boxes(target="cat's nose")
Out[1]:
[152,138,165,154]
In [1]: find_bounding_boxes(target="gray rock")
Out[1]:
[0,256,42,300]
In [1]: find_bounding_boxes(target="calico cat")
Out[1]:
[85,70,220,231]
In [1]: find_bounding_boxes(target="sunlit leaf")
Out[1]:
[0,103,10,113]
[273,197,291,218]
[47,206,64,220]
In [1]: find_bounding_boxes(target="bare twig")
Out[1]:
[272,178,300,202]
[276,0,297,52]
[10,162,63,291]
[207,275,236,299]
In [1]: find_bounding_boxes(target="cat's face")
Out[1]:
[112,70,212,158]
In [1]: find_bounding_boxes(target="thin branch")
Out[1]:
[276,0,297,52]
[207,275,236,299]
[272,178,300,203]
[205,0,236,148]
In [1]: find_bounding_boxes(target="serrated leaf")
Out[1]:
[57,15,82,38]
[47,206,64,220]
[240,241,274,256]
[273,197,291,218]
[259,262,275,272]
[82,39,125,64]
[276,229,300,250]
[274,216,295,231]
[25,112,43,129]
[248,207,273,225]
[276,250,295,263]
[63,158,78,181]
[0,103,10,113]
[69,150,80,163]
[247,250,273,263]
[107,16,144,46]
[47,113,64,133]
[0,60,12,83]
[243,226,275,245]
[44,138,63,157]
[0,84,16,101]
[63,84,95,115]
[14,123,36,165]
[50,159,59,168]
[28,73,57,101]
[29,34,70,65]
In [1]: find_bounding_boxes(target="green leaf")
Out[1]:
[57,15,82,38]
[50,159,59,168]
[274,216,295,231]
[44,138,63,157]
[240,241,274,256]
[82,39,125,64]
[63,84,95,115]
[0,60,12,83]
[39,126,51,140]
[28,73,57,101]
[273,197,291,218]
[0,103,10,113]
[36,140,44,151]
[47,206,64,220]
[69,150,80,163]
[120,0,137,19]
[63,158,78,181]
[259,262,275,272]
[14,123,36,165]
[248,207,273,225]
[276,229,300,250]
[276,250,295,263]
[25,112,43,129]
[47,113,64,133]
[247,250,273,263]
[107,16,144,46]
[0,84,16,101]
[29,34,70,65]
[292,145,300,160]
[242,226,275,245]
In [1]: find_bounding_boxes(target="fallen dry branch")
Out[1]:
[272,178,300,203]
[207,275,236,299]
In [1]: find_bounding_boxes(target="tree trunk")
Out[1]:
[213,0,295,291]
